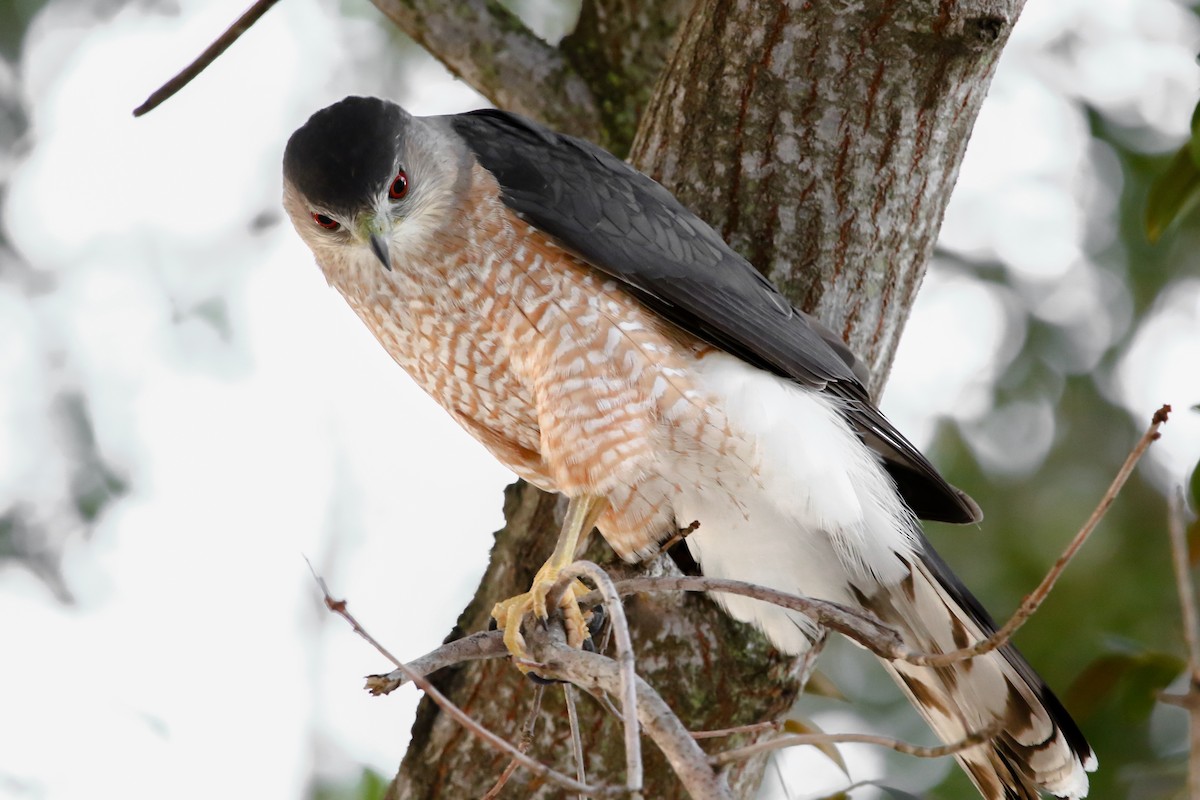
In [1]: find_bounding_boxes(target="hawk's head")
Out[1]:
[282,96,472,277]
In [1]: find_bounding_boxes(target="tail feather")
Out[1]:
[856,543,1095,799]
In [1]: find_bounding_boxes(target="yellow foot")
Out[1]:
[491,566,593,670]
[491,494,608,673]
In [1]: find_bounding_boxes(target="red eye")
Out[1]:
[389,171,408,200]
[312,213,339,230]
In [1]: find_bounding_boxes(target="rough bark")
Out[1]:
[633,0,1018,392]
[370,0,604,138]
[381,1,1024,797]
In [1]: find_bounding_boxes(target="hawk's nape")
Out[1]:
[281,96,1096,799]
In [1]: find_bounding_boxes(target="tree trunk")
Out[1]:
[377,0,1024,796]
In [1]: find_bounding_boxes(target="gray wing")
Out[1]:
[449,109,980,525]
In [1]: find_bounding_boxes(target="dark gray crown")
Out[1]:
[283,96,408,214]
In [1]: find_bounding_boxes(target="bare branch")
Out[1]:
[911,404,1171,668]
[593,576,908,661]
[564,561,644,796]
[564,685,589,800]
[481,685,545,800]
[794,627,829,694]
[708,724,1003,767]
[310,571,621,797]
[692,721,783,741]
[524,628,732,800]
[367,0,602,137]
[365,630,507,695]
[133,0,281,117]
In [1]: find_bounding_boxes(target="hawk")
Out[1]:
[282,96,1095,799]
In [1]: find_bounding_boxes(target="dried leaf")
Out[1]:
[804,670,846,701]
[781,717,850,777]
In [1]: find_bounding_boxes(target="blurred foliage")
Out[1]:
[0,0,48,59]
[1146,98,1200,242]
[310,768,389,800]
[921,95,1200,799]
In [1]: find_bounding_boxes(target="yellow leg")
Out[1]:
[491,494,608,667]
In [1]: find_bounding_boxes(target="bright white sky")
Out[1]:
[0,1,1196,799]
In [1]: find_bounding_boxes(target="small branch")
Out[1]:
[911,404,1171,668]
[481,685,545,800]
[367,0,603,138]
[535,636,734,800]
[793,627,829,694]
[133,0,281,117]
[594,576,909,661]
[692,720,783,741]
[365,630,507,695]
[564,685,588,800]
[309,570,620,797]
[1166,486,1200,799]
[653,520,701,556]
[708,723,1002,766]
[564,561,643,797]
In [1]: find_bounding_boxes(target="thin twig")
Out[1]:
[564,561,644,798]
[692,720,783,740]
[911,404,1171,667]
[771,755,796,800]
[654,520,702,556]
[1166,486,1200,800]
[307,567,619,797]
[592,576,909,660]
[707,723,1002,766]
[481,685,545,800]
[793,627,828,694]
[535,636,734,800]
[133,0,282,117]
[564,685,588,800]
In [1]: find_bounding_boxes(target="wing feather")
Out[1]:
[449,108,980,525]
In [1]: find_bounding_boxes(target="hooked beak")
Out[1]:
[369,233,392,271]
[361,214,393,271]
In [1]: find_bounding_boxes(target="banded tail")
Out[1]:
[856,545,1096,799]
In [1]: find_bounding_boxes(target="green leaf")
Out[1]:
[1145,144,1200,242]
[309,768,388,800]
[1189,99,1200,166]
[1064,649,1185,720]
[782,717,850,777]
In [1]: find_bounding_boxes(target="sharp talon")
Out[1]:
[587,605,607,638]
[487,617,498,632]
[526,671,562,685]
[489,497,606,670]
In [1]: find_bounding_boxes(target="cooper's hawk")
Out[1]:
[282,96,1095,799]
